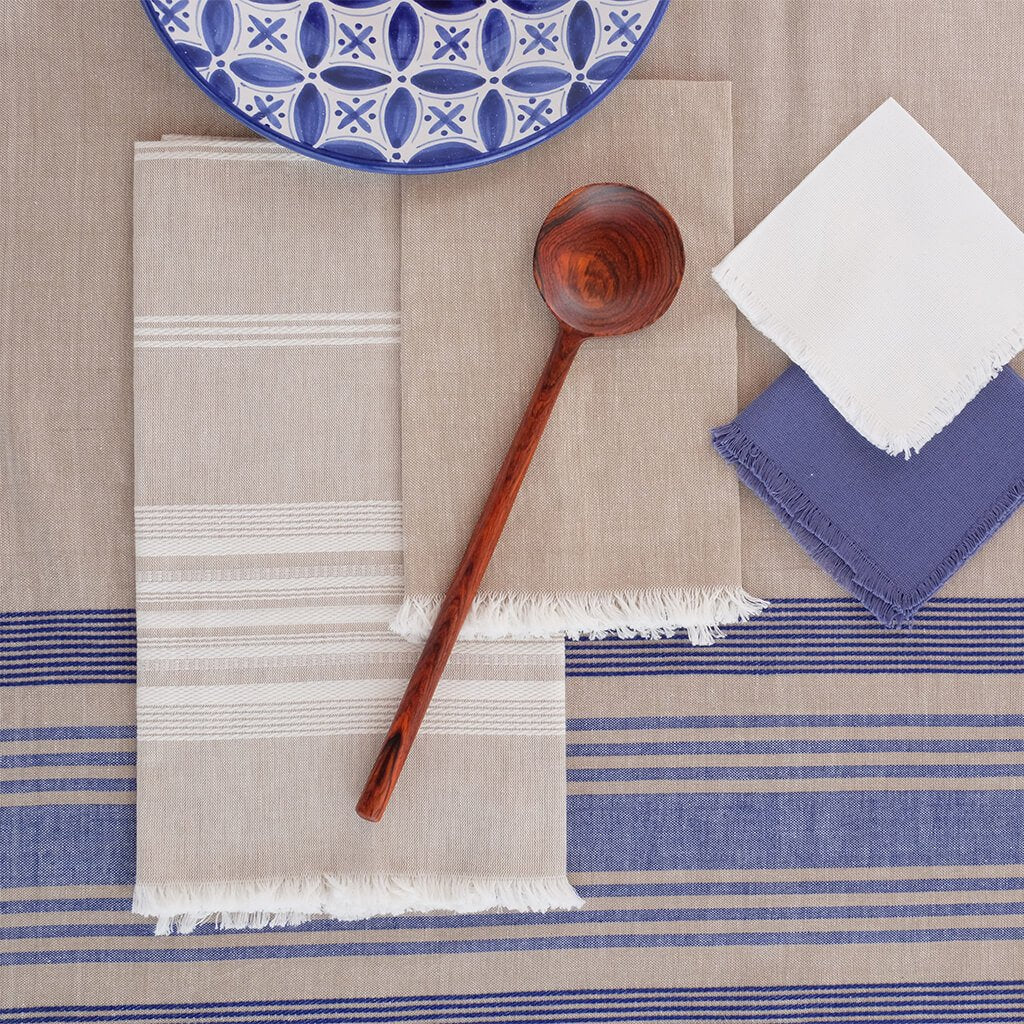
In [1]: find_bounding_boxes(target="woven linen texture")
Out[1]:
[397,82,765,646]
[130,139,577,932]
[5,0,1024,1015]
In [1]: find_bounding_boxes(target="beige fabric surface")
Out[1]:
[635,0,1024,598]
[0,1,243,614]
[131,139,578,931]
[398,80,765,646]
[7,0,1024,1010]
[8,2,1024,616]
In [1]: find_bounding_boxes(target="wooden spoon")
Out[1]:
[356,183,685,822]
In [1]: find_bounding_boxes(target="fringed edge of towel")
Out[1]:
[712,421,1024,627]
[713,262,1024,459]
[133,874,583,936]
[391,587,768,647]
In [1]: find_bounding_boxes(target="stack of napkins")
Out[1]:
[713,99,1024,625]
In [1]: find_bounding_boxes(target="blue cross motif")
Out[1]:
[250,95,285,129]
[336,98,376,132]
[433,26,470,61]
[427,103,465,135]
[608,11,641,45]
[522,22,558,55]
[339,23,375,58]
[152,0,188,32]
[518,98,552,133]
[248,15,287,53]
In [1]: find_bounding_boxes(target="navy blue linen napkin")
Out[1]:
[713,365,1024,626]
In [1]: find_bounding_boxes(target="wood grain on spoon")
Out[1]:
[356,183,684,822]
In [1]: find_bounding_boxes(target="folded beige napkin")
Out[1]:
[397,81,764,646]
[132,138,579,932]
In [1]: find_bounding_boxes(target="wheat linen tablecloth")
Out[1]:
[6,1,1024,1019]
[397,81,766,647]
[130,138,578,931]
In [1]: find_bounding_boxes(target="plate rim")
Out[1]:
[141,0,670,175]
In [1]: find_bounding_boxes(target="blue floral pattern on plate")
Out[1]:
[143,0,668,173]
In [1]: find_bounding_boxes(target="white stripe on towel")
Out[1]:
[135,502,402,557]
[137,634,555,664]
[135,313,399,325]
[137,604,401,630]
[138,678,564,738]
[136,142,309,163]
[134,313,399,348]
[137,573,405,601]
[136,534,402,557]
[139,676,563,707]
[136,501,401,526]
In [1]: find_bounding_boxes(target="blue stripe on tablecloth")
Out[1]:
[5,927,1024,964]
[1,629,134,640]
[2,670,136,686]
[567,791,1024,872]
[569,765,1024,781]
[567,663,1024,676]
[5,981,1024,1021]
[0,779,135,794]
[0,751,134,767]
[5,792,1024,888]
[0,1001,1010,1024]
[0,804,134,887]
[0,650,137,663]
[0,897,133,914]
[568,714,1024,730]
[576,877,1024,897]
[6,882,1024,913]
[13,872,1024,913]
[0,624,135,633]
[564,598,1024,675]
[0,610,137,618]
[0,726,136,741]
[569,739,1024,755]
[8,902,1024,941]
[0,610,135,687]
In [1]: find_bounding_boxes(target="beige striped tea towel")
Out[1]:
[131,138,579,932]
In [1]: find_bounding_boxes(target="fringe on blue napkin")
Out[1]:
[713,366,1024,626]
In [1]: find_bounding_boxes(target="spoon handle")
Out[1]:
[356,324,588,822]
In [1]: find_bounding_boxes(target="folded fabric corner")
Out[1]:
[713,261,1024,461]
[392,588,768,646]
[713,366,1024,626]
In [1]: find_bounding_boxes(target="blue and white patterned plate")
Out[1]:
[143,0,668,173]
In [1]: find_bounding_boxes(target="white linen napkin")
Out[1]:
[714,98,1024,458]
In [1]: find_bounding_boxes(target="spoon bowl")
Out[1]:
[534,182,685,337]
